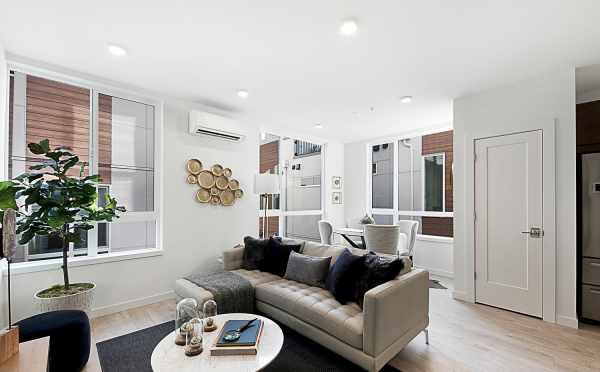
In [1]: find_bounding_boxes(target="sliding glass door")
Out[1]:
[259,133,324,241]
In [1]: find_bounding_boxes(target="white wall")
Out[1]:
[343,136,454,277]
[0,42,7,328]
[324,141,345,236]
[344,142,368,223]
[453,69,577,326]
[6,101,260,321]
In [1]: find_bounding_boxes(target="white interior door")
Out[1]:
[475,130,543,317]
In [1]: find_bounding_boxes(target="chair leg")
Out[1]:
[424,329,429,345]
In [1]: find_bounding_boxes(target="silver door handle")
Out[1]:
[590,263,600,268]
[521,227,544,238]
[590,289,600,296]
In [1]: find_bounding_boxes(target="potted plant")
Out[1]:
[0,139,125,313]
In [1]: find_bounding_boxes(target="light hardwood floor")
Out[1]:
[85,277,600,372]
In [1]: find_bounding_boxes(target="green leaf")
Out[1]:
[60,156,80,172]
[29,163,50,171]
[83,175,101,182]
[0,181,18,210]
[18,228,36,245]
[28,139,50,155]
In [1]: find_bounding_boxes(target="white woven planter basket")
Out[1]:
[35,283,96,315]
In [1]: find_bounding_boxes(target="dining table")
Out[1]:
[333,227,366,249]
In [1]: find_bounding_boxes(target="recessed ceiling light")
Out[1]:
[339,19,358,36]
[237,90,249,99]
[400,96,413,104]
[314,124,323,129]
[107,44,127,56]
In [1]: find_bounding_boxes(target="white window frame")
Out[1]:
[366,128,454,239]
[258,132,326,241]
[3,60,163,272]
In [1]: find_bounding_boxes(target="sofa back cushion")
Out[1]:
[284,251,332,288]
[302,241,346,267]
[261,237,302,277]
[325,248,367,304]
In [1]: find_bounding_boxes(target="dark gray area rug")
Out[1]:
[96,319,401,372]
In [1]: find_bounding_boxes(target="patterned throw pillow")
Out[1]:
[353,252,404,308]
[242,236,269,270]
[284,251,332,288]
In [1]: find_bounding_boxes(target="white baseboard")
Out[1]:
[556,315,579,329]
[416,266,454,279]
[90,290,175,319]
[452,290,469,302]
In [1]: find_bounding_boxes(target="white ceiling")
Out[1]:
[2,1,600,143]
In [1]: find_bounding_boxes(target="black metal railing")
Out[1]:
[294,140,321,157]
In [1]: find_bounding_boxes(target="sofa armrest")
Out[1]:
[363,269,429,356]
[222,244,244,271]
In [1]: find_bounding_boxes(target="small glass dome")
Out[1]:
[203,299,218,331]
[175,298,199,345]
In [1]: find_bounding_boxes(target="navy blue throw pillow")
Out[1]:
[261,237,302,277]
[325,249,367,304]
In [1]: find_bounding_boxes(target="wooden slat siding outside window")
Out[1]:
[259,140,280,237]
[422,216,453,237]
[259,216,279,238]
[260,140,279,173]
[576,101,600,151]
[98,94,112,184]
[421,130,454,237]
[25,75,90,177]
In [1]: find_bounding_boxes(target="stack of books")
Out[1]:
[210,319,264,356]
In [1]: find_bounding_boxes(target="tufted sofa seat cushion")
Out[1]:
[231,269,282,287]
[255,278,364,349]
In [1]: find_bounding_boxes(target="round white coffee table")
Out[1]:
[151,313,284,372]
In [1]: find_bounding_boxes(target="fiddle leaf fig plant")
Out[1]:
[0,139,126,295]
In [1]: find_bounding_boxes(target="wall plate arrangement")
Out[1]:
[186,159,243,206]
[332,191,342,204]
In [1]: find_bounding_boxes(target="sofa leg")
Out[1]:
[424,329,429,345]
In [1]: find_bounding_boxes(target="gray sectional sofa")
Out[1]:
[174,240,429,372]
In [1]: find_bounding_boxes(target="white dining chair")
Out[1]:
[364,224,402,255]
[318,220,333,245]
[397,220,419,257]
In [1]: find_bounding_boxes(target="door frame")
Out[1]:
[463,118,556,323]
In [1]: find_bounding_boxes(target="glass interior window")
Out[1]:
[284,139,322,212]
[8,72,92,262]
[372,143,394,209]
[372,214,394,225]
[424,154,444,212]
[397,137,422,212]
[285,215,321,241]
[98,94,154,212]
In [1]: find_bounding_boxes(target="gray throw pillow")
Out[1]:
[284,251,332,288]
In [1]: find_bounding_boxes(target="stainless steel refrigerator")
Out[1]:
[581,153,600,322]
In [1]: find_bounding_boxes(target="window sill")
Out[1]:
[416,234,453,244]
[3,248,163,276]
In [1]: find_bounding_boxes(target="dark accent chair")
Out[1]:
[16,310,91,372]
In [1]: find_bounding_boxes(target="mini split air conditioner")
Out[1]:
[188,110,245,142]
